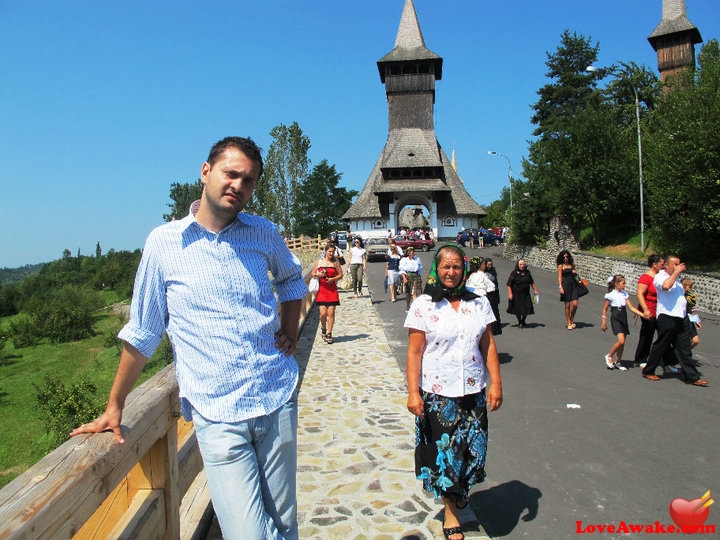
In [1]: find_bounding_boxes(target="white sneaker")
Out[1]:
[605,355,614,370]
[614,363,628,371]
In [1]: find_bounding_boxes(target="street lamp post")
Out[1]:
[586,65,645,251]
[488,151,513,209]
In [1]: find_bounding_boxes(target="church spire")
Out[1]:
[377,0,442,83]
[394,0,427,50]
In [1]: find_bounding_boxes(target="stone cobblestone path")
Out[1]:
[294,287,490,539]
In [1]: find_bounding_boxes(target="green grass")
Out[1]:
[0,309,162,489]
[0,252,319,489]
[586,232,649,261]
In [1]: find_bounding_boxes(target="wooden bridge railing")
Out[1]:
[285,234,323,252]
[0,263,317,540]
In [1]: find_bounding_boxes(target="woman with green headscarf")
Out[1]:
[404,245,503,540]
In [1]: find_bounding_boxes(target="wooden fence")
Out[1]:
[0,263,317,540]
[285,235,324,251]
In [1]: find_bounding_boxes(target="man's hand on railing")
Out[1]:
[70,405,126,444]
[70,342,148,445]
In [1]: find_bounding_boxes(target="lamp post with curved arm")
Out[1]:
[488,150,513,210]
[586,65,645,251]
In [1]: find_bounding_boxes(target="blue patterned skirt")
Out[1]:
[415,389,488,504]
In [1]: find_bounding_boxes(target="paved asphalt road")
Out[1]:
[364,245,719,539]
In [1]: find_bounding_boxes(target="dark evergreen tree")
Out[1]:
[294,160,357,238]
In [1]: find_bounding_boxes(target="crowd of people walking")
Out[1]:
[312,234,709,540]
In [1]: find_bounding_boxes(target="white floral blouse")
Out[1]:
[404,294,496,397]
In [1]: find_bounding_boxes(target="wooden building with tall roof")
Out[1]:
[648,0,702,83]
[342,0,485,238]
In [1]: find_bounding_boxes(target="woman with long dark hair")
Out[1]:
[312,244,343,344]
[557,250,580,330]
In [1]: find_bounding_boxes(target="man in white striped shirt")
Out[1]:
[72,137,307,539]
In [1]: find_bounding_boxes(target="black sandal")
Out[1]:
[325,333,333,344]
[321,327,327,342]
[442,525,464,540]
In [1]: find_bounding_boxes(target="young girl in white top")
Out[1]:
[601,274,645,371]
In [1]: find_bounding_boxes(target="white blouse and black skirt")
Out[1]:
[404,294,496,503]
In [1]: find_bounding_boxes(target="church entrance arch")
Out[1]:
[395,196,433,235]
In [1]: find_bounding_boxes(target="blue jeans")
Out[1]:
[191,397,298,540]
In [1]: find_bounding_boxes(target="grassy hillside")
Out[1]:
[0,249,319,489]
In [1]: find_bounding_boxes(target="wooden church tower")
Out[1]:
[342,0,485,238]
[647,0,702,82]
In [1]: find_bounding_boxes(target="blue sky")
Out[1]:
[1,0,718,268]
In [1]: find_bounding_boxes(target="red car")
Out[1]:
[393,235,435,252]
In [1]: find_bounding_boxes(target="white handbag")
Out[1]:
[308,277,319,293]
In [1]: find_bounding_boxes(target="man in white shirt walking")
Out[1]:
[641,255,708,387]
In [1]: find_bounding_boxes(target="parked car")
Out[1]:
[456,229,504,247]
[364,237,390,261]
[334,231,350,250]
[393,235,434,252]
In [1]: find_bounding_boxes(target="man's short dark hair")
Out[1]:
[207,136,264,177]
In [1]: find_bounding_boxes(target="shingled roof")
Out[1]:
[343,144,484,220]
[648,0,701,48]
[377,0,442,82]
[381,129,443,169]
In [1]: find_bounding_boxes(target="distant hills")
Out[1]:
[0,263,45,286]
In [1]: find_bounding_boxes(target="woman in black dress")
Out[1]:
[557,250,580,330]
[484,258,502,335]
[506,260,539,328]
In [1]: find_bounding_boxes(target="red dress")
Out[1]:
[316,266,340,305]
[638,273,657,317]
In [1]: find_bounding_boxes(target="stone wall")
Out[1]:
[503,244,720,315]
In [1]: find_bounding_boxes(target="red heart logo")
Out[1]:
[669,498,711,529]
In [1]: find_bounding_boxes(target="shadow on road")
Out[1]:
[470,480,543,537]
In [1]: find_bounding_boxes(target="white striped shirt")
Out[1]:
[118,209,307,422]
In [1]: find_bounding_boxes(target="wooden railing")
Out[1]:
[285,235,324,251]
[0,266,317,540]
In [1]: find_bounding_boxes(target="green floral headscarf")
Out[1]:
[423,244,479,302]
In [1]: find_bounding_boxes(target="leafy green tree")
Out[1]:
[33,375,103,449]
[252,122,311,236]
[480,193,510,229]
[644,40,720,264]
[10,313,39,348]
[521,30,602,243]
[164,179,203,222]
[294,160,357,237]
[95,242,102,258]
[522,30,657,245]
[19,285,104,345]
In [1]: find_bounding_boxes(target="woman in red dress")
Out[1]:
[312,244,343,344]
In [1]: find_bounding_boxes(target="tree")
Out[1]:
[17,284,104,345]
[164,179,203,222]
[644,40,720,264]
[481,193,510,229]
[33,375,103,449]
[294,160,357,238]
[252,122,311,236]
[522,30,654,245]
[95,242,102,258]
